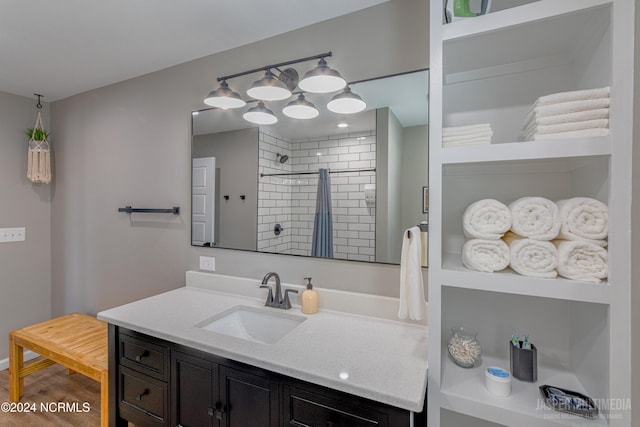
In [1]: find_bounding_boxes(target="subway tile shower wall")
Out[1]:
[258,130,376,261]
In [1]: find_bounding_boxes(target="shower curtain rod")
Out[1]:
[260,168,375,178]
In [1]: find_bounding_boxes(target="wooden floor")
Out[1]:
[0,360,101,426]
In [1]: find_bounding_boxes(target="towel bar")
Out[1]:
[118,206,180,215]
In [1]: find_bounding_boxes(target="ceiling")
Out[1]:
[0,0,388,102]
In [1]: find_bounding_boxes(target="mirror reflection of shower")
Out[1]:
[276,153,289,164]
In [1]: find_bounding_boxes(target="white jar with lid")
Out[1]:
[485,366,512,397]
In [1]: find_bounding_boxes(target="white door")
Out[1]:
[192,157,216,246]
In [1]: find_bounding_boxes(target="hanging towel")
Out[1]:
[556,198,608,245]
[554,240,608,283]
[503,232,558,278]
[463,199,512,240]
[462,239,510,273]
[398,227,426,321]
[509,197,561,240]
[534,87,610,107]
[311,168,333,258]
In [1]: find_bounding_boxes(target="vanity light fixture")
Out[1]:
[243,101,278,125]
[282,93,319,119]
[204,80,247,109]
[203,52,361,124]
[247,69,294,101]
[327,86,367,114]
[298,58,347,93]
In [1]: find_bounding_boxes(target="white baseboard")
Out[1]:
[0,350,39,372]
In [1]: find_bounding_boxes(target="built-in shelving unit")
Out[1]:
[428,0,634,425]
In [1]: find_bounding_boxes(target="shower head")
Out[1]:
[276,153,289,164]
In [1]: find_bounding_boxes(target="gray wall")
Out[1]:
[632,0,640,419]
[193,127,258,250]
[50,0,429,316]
[0,91,51,360]
[400,124,429,231]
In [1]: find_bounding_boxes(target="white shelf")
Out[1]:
[441,252,611,305]
[443,0,611,41]
[441,137,611,166]
[443,0,611,80]
[441,354,609,427]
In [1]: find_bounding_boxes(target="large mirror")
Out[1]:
[191,69,428,264]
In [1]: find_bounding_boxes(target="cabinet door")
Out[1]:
[173,351,219,427]
[219,366,279,427]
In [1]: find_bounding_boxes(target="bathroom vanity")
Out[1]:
[98,271,428,426]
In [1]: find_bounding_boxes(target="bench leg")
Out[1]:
[8,334,24,402]
[100,371,109,427]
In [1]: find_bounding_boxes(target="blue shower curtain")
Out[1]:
[311,168,333,258]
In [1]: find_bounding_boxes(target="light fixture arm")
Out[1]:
[216,52,332,82]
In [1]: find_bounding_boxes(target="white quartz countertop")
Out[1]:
[97,272,428,412]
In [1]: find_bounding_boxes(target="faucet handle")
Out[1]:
[260,284,274,304]
[284,289,298,309]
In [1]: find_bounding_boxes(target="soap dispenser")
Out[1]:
[301,277,318,314]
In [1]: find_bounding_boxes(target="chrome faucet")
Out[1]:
[260,272,297,309]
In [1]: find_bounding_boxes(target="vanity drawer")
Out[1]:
[119,332,169,380]
[285,385,390,427]
[119,366,168,427]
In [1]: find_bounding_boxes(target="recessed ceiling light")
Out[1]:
[337,123,348,128]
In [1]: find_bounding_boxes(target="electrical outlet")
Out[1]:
[0,227,26,243]
[199,256,216,272]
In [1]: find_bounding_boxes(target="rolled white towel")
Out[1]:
[509,197,561,240]
[534,87,610,107]
[554,240,608,283]
[503,232,558,278]
[463,199,512,240]
[556,198,608,245]
[462,239,510,273]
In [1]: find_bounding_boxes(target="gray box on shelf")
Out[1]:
[510,342,537,382]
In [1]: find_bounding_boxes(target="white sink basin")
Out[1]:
[195,305,306,344]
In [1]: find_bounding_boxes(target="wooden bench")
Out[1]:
[9,313,108,427]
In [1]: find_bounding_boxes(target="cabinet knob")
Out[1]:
[208,403,226,420]
[135,350,149,362]
[136,389,149,401]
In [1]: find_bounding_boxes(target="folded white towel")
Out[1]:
[523,119,609,139]
[534,87,610,107]
[398,226,426,321]
[525,108,609,128]
[556,198,608,245]
[554,239,608,283]
[463,199,512,240]
[503,232,558,278]
[462,239,510,273]
[443,123,492,137]
[523,98,610,128]
[509,197,561,240]
[529,128,609,141]
[443,130,493,143]
[443,139,491,148]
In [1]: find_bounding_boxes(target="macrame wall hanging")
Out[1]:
[26,94,51,184]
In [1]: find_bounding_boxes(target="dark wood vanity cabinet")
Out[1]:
[109,325,424,427]
[173,350,279,427]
